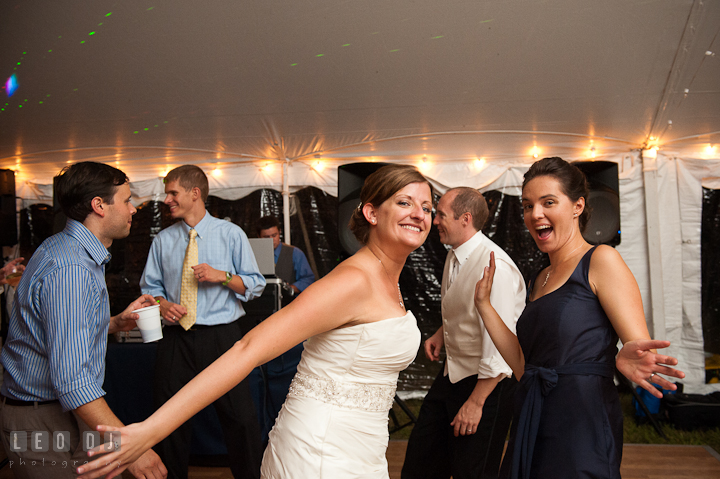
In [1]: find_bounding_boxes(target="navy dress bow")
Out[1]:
[511,362,614,479]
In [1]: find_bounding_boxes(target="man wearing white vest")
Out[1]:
[402,187,525,479]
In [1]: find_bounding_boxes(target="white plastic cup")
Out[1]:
[133,304,163,343]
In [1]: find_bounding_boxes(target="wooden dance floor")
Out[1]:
[180,441,720,479]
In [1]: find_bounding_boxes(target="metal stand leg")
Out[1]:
[615,369,667,439]
[389,394,418,433]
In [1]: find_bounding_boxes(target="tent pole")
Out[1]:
[283,160,291,245]
[642,151,666,340]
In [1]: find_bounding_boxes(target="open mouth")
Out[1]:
[401,225,421,233]
[536,225,553,240]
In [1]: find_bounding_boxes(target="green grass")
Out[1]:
[389,394,720,454]
[620,393,720,453]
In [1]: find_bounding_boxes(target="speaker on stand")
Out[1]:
[573,161,621,246]
[336,162,418,432]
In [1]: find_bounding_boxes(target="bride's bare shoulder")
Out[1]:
[322,256,374,288]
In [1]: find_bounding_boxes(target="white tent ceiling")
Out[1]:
[1,0,719,186]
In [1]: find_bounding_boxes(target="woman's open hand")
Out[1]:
[616,339,685,398]
[473,251,496,313]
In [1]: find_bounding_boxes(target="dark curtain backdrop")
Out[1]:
[18,187,547,391]
[702,188,720,355]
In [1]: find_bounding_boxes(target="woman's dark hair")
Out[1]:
[522,157,592,232]
[55,162,129,222]
[348,164,433,245]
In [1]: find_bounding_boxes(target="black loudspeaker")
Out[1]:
[337,162,391,255]
[0,169,18,246]
[573,161,621,246]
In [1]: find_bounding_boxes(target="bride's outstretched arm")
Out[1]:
[76,265,370,479]
[473,252,525,379]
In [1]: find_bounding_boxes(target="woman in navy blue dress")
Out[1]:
[473,157,685,479]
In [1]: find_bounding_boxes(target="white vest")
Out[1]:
[440,235,525,383]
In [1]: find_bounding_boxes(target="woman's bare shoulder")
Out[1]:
[589,244,626,270]
[311,256,374,294]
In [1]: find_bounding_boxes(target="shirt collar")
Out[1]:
[63,218,112,266]
[452,229,485,266]
[182,211,211,239]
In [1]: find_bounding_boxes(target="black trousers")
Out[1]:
[402,370,516,479]
[153,322,262,479]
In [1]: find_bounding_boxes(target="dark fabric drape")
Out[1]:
[702,187,720,355]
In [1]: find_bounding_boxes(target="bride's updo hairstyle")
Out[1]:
[349,164,433,245]
[522,157,592,233]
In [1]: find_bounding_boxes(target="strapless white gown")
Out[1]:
[260,311,420,479]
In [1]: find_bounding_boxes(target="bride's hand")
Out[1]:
[616,339,685,398]
[76,422,157,479]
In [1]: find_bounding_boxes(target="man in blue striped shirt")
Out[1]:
[0,162,167,478]
[140,165,266,479]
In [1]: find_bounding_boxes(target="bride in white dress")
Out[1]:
[77,164,434,479]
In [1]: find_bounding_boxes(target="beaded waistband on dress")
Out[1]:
[287,372,396,412]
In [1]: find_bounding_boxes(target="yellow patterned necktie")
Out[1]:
[179,228,199,330]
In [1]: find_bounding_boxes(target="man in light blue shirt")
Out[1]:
[0,162,167,479]
[140,165,265,479]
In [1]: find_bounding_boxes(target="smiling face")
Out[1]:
[433,190,468,249]
[370,181,433,251]
[164,179,197,220]
[522,175,584,253]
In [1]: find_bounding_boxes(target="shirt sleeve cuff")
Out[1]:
[140,287,166,299]
[58,382,105,412]
[235,275,266,301]
[477,357,512,380]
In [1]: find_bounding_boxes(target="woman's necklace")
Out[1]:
[368,247,405,310]
[541,244,585,288]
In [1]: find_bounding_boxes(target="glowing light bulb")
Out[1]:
[589,147,596,159]
[418,158,431,172]
[531,146,540,159]
[643,148,657,159]
[212,168,222,177]
[312,161,325,172]
[261,163,274,173]
[474,158,486,169]
[705,145,716,157]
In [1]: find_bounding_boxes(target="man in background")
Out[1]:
[250,215,315,446]
[402,187,525,479]
[1,162,166,479]
[140,165,265,479]
[257,215,315,303]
